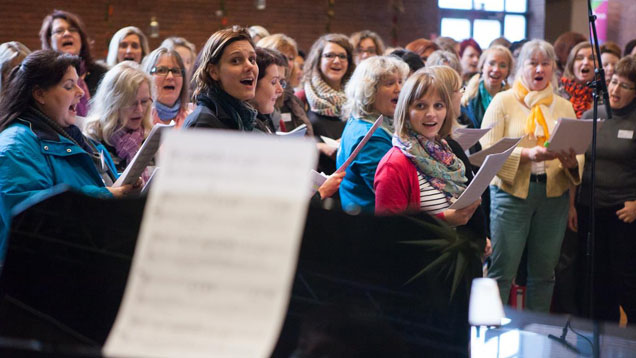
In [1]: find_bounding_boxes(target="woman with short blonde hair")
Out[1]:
[337,56,408,212]
[106,26,150,66]
[84,62,154,170]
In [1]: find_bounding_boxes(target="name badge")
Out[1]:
[617,129,634,139]
[281,113,292,122]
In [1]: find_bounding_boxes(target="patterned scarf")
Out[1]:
[560,77,593,118]
[393,127,467,201]
[109,126,145,165]
[304,68,347,118]
[513,79,554,145]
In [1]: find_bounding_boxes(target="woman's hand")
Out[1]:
[568,205,578,232]
[107,178,142,198]
[483,237,492,259]
[443,199,481,227]
[523,145,557,162]
[318,171,345,199]
[556,148,578,169]
[616,200,636,223]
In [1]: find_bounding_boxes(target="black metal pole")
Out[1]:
[586,1,611,357]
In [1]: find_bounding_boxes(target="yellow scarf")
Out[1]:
[513,79,554,145]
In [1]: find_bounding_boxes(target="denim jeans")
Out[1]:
[487,184,569,312]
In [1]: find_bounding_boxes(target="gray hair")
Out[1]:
[84,62,154,145]
[343,55,409,120]
[0,41,31,93]
[141,47,189,108]
[515,39,558,89]
[426,50,462,74]
[106,26,150,67]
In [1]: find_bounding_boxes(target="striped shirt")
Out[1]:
[417,172,450,215]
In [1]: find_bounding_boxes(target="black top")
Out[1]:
[84,62,108,97]
[308,110,346,174]
[447,137,488,247]
[183,89,256,131]
[579,100,636,208]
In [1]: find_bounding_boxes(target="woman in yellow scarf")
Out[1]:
[478,40,583,312]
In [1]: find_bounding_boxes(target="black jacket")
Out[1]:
[183,90,253,130]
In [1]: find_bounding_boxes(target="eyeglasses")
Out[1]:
[356,47,376,55]
[322,53,348,61]
[150,66,183,77]
[123,98,153,111]
[52,27,79,36]
[279,79,288,89]
[609,78,635,91]
[457,86,466,94]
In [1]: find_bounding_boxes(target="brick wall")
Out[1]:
[0,0,440,60]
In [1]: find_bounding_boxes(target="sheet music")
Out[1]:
[469,137,522,167]
[310,169,328,192]
[113,122,175,187]
[335,115,384,173]
[320,135,340,149]
[546,118,605,154]
[452,127,491,150]
[103,130,316,358]
[276,123,307,137]
[449,138,521,210]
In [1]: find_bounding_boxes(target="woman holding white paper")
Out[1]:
[84,62,154,172]
[336,56,409,213]
[0,50,137,216]
[576,55,636,322]
[374,68,484,240]
[479,40,582,312]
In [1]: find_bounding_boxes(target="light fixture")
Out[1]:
[149,17,159,38]
[468,278,506,326]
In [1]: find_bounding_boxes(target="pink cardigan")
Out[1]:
[374,147,421,214]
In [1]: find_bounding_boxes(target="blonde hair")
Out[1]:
[106,26,150,66]
[426,65,462,118]
[462,45,513,106]
[425,50,462,75]
[343,56,409,120]
[515,39,558,89]
[394,68,455,140]
[84,62,154,145]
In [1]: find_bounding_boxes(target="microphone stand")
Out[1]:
[585,1,611,357]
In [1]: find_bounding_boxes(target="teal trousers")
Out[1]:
[487,183,569,312]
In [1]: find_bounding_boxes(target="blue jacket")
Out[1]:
[0,119,116,217]
[336,116,393,213]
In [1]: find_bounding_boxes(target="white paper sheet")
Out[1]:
[469,137,523,167]
[103,130,316,358]
[276,123,307,137]
[310,169,328,192]
[452,127,491,151]
[320,135,340,149]
[113,122,175,187]
[449,138,521,210]
[546,118,605,154]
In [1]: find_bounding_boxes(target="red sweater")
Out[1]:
[374,147,421,214]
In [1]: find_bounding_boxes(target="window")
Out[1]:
[439,0,527,49]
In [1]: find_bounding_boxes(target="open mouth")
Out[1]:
[163,85,176,91]
[129,116,142,122]
[610,95,620,102]
[62,40,74,47]
[240,78,254,86]
[123,56,136,61]
[534,76,544,82]
[390,98,398,105]
[68,104,77,113]
[422,122,438,127]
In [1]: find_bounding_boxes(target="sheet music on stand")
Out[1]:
[103,130,316,358]
[113,122,175,187]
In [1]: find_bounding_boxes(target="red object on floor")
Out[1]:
[509,283,526,310]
